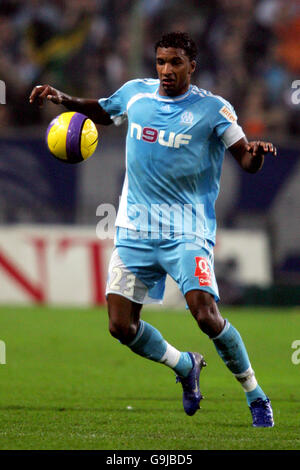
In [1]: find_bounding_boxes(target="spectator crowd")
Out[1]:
[0,0,299,138]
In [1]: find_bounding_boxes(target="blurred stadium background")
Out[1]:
[0,0,299,308]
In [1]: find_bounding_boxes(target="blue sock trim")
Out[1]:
[211,319,230,340]
[246,385,267,406]
[173,352,193,377]
[128,320,167,362]
[127,320,145,347]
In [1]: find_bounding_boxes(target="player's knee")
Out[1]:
[192,304,224,337]
[186,290,224,337]
[108,319,127,341]
[193,307,215,334]
[108,319,138,344]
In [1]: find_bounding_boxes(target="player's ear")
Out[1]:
[189,60,196,74]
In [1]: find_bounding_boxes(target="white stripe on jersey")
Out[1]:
[126,87,196,110]
[191,86,235,111]
[127,92,156,111]
[139,79,160,85]
[191,86,206,98]
[115,143,137,230]
[115,171,137,230]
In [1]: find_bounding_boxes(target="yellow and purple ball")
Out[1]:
[46,112,98,164]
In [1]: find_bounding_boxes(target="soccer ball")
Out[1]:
[46,112,98,164]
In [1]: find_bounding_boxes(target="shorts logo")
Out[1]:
[194,257,212,286]
[219,105,236,123]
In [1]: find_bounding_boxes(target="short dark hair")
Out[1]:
[155,32,197,62]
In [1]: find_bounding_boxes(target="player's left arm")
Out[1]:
[228,137,277,174]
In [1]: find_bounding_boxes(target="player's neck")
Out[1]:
[158,84,192,98]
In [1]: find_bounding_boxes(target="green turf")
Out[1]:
[0,305,299,450]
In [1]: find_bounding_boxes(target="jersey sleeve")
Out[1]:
[98,80,135,126]
[209,96,245,146]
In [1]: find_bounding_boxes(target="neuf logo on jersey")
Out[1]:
[130,122,192,148]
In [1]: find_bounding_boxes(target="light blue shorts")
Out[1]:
[106,227,219,304]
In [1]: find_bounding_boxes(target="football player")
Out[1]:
[30,32,277,427]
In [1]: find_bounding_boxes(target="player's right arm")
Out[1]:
[29,84,113,125]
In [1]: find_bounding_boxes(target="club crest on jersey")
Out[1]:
[180,111,194,125]
[130,122,192,148]
[194,257,212,286]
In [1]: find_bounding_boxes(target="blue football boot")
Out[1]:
[249,397,274,427]
[176,352,206,416]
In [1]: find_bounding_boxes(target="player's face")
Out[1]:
[156,47,196,97]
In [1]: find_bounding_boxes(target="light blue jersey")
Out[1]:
[99,79,240,244]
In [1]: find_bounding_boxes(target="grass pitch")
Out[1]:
[0,305,299,450]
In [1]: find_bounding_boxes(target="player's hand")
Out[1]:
[246,141,277,157]
[29,84,65,107]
